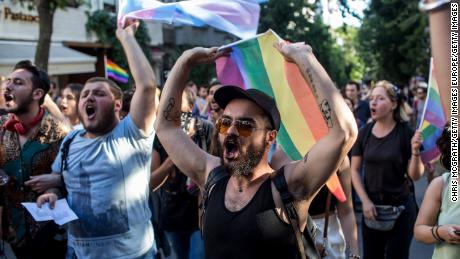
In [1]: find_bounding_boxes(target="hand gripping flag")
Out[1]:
[118,0,267,39]
[215,30,346,202]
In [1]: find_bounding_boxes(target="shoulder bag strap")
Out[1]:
[60,130,80,173]
[317,190,332,257]
[200,165,228,234]
[272,167,306,259]
[323,190,332,239]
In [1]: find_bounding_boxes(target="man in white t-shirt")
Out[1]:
[37,20,158,259]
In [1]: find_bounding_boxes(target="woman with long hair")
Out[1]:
[414,124,460,258]
[59,83,83,129]
[351,80,424,258]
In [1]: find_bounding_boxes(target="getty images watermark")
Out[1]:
[451,2,458,202]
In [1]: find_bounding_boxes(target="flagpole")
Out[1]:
[418,57,434,131]
[104,54,108,79]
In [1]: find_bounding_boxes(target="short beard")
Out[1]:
[6,91,34,115]
[80,102,118,135]
[221,140,267,177]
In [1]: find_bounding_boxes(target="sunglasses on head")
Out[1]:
[216,117,270,137]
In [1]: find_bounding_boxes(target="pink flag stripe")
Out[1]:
[118,0,267,39]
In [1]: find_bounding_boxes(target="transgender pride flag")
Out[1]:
[418,58,447,163]
[118,0,267,39]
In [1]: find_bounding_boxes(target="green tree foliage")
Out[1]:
[358,0,429,85]
[258,0,349,87]
[335,25,365,82]
[86,10,153,89]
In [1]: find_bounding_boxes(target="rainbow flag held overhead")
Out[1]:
[106,59,129,84]
[418,58,447,163]
[215,30,346,202]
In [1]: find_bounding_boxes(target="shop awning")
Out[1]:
[0,41,97,76]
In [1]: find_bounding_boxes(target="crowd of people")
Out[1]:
[0,2,456,259]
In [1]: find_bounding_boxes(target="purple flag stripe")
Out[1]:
[108,72,129,83]
[421,148,440,163]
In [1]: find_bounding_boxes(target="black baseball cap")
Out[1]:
[214,85,281,131]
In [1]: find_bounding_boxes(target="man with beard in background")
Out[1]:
[155,41,357,258]
[0,60,68,258]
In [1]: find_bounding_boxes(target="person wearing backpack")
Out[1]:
[154,42,357,259]
[36,19,158,258]
[351,81,424,259]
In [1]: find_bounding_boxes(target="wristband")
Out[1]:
[431,226,442,243]
[418,0,451,13]
[435,225,446,242]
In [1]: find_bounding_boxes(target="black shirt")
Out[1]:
[153,117,214,231]
[203,175,299,259]
[355,100,370,126]
[153,136,199,231]
[352,122,413,204]
[308,185,337,216]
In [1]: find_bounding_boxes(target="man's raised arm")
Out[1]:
[154,48,222,188]
[275,42,358,200]
[116,20,157,134]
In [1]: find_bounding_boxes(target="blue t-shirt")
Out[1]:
[52,115,155,259]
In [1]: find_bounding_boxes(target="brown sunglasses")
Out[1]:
[215,117,270,137]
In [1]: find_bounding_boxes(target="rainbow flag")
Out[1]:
[418,58,447,163]
[106,59,129,83]
[215,30,346,202]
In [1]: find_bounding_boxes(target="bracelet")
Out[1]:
[349,253,361,259]
[418,0,451,12]
[412,152,421,156]
[431,226,442,243]
[435,225,446,242]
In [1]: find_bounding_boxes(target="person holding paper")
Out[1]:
[37,19,158,259]
[0,60,69,258]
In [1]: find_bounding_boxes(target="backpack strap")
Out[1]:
[200,165,229,234]
[272,167,319,259]
[60,130,80,173]
[58,130,80,197]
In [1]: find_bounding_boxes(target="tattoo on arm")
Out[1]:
[306,68,319,99]
[163,98,180,122]
[303,152,309,163]
[320,99,333,128]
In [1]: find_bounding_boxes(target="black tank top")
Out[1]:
[203,176,299,259]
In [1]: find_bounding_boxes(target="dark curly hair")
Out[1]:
[14,60,50,104]
[436,123,451,171]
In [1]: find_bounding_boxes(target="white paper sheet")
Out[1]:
[21,199,78,225]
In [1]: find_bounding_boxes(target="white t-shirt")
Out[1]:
[52,115,155,259]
